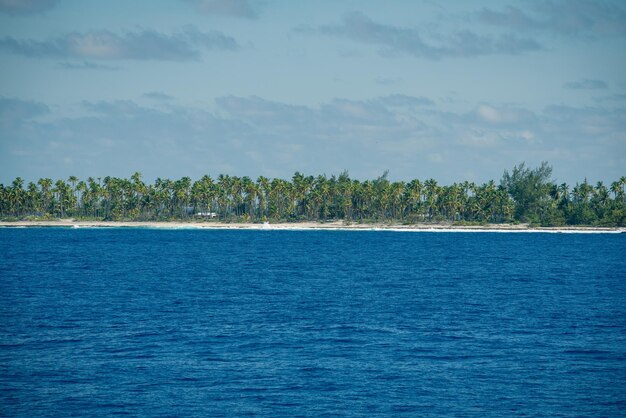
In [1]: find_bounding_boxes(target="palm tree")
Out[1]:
[389,181,405,220]
[218,174,234,220]
[256,176,270,220]
[9,177,25,216]
[37,178,53,214]
[75,181,87,217]
[25,182,40,215]
[68,175,78,214]
[313,175,331,221]
[0,184,7,216]
[242,176,258,221]
[190,179,203,217]
[591,181,610,219]
[53,179,70,218]
[405,179,422,221]
[2,167,625,225]
[423,179,439,221]
[611,177,626,202]
[173,177,192,218]
[84,177,102,218]
[336,172,353,220]
[611,181,622,199]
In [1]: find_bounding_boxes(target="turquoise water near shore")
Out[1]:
[1,229,625,416]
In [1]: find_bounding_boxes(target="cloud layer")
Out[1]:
[0,2,623,187]
[564,79,608,90]
[478,0,626,37]
[2,95,624,185]
[185,0,258,18]
[0,26,239,61]
[0,0,58,15]
[56,60,120,71]
[297,12,542,59]
[0,96,49,129]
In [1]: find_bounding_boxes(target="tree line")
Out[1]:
[1,163,624,226]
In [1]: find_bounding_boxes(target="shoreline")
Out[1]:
[0,220,623,233]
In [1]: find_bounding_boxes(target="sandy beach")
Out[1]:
[0,220,623,233]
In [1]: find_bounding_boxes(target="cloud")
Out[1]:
[2,96,624,185]
[320,98,395,125]
[543,105,626,138]
[216,96,316,127]
[0,0,58,15]
[478,1,626,37]
[563,79,608,90]
[1,95,434,182]
[375,76,403,85]
[377,94,434,107]
[0,26,239,61]
[56,60,120,71]
[437,103,538,129]
[297,12,541,59]
[474,104,537,125]
[432,104,540,149]
[594,93,626,102]
[0,96,49,128]
[143,92,174,101]
[478,6,537,30]
[82,100,143,116]
[185,0,258,18]
[216,94,433,131]
[1,99,259,181]
[459,129,537,148]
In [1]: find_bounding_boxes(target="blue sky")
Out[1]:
[0,0,625,185]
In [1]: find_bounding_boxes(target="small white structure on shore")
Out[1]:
[196,212,218,218]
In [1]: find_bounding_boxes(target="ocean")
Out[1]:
[1,228,625,416]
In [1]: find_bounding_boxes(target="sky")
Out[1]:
[0,0,625,186]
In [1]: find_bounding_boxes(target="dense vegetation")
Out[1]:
[1,163,624,226]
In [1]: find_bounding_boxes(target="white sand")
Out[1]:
[0,220,623,233]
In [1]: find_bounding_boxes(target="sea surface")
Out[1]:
[1,228,625,416]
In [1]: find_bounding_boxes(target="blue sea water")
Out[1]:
[1,228,625,416]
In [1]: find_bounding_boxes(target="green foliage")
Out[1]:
[540,208,567,227]
[501,161,553,223]
[1,165,624,226]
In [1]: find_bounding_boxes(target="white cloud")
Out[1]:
[1,96,624,186]
[476,105,534,125]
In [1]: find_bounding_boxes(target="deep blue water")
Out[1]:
[1,228,625,416]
